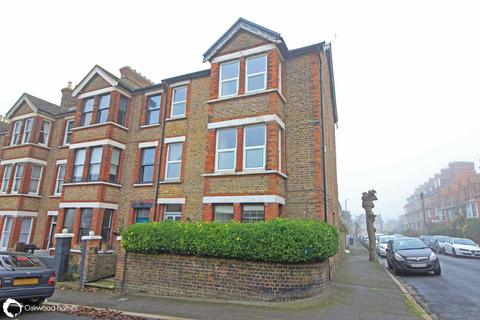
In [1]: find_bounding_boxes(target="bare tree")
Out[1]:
[362,190,378,261]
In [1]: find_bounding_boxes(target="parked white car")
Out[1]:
[444,238,480,258]
[376,235,395,257]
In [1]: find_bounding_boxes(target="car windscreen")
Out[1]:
[393,239,427,250]
[455,239,477,246]
[0,254,45,269]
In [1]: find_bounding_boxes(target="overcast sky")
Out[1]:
[1,0,478,220]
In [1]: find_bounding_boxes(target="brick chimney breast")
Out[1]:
[60,81,76,108]
[119,66,154,89]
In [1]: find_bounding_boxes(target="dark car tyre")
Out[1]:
[387,259,392,269]
[452,248,457,257]
[393,262,401,275]
[434,267,441,276]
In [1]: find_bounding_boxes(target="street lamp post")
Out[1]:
[420,192,427,234]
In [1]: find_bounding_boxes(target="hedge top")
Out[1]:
[121,218,339,264]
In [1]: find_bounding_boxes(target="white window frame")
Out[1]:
[39,120,51,146]
[243,124,266,170]
[72,148,86,182]
[28,164,43,195]
[54,164,66,196]
[22,118,34,144]
[12,163,25,194]
[11,120,22,145]
[165,143,183,180]
[245,54,267,93]
[0,216,13,250]
[164,204,182,221]
[18,217,33,244]
[215,128,237,172]
[63,119,74,146]
[219,60,240,97]
[278,61,282,93]
[1,164,13,194]
[278,128,282,172]
[171,86,187,118]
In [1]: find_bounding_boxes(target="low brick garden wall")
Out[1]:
[115,250,328,301]
[84,251,117,282]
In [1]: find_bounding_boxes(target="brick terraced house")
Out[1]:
[0,18,339,251]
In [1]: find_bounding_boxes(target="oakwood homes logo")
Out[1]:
[2,298,22,318]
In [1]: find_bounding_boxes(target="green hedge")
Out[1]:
[121,219,339,264]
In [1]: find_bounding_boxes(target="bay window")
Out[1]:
[1,164,12,193]
[11,120,22,145]
[73,149,86,182]
[220,61,239,97]
[165,143,182,180]
[22,118,33,144]
[38,120,51,146]
[171,87,187,118]
[12,164,24,193]
[97,94,111,123]
[28,164,42,194]
[246,54,267,92]
[215,128,237,171]
[244,124,266,170]
[81,98,94,126]
[88,147,103,181]
[146,95,161,125]
[214,205,234,223]
[139,147,155,183]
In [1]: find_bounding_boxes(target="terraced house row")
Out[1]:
[0,18,339,251]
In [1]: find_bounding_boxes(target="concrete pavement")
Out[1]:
[42,242,424,319]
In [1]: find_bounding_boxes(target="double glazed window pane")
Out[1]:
[29,165,42,194]
[56,164,66,194]
[244,125,265,169]
[242,205,265,222]
[22,118,33,143]
[19,218,32,243]
[73,149,86,182]
[118,96,128,126]
[220,61,239,97]
[97,94,111,123]
[135,208,150,223]
[171,87,187,117]
[247,55,267,92]
[64,120,74,145]
[1,164,12,193]
[140,148,155,183]
[101,209,113,243]
[88,147,103,181]
[164,204,182,221]
[13,164,24,192]
[109,149,121,183]
[166,143,182,179]
[11,121,22,145]
[216,128,236,171]
[82,98,94,126]
[147,95,161,125]
[214,205,234,223]
[63,209,76,233]
[79,209,93,241]
[39,120,50,145]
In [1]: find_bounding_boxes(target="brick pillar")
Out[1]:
[80,232,102,285]
[114,236,126,289]
[265,203,279,221]
[202,204,213,222]
[233,203,242,222]
[54,229,74,281]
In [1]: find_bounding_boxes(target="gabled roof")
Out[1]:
[6,93,68,118]
[72,65,134,97]
[203,18,288,62]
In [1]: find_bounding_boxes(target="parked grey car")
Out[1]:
[0,252,56,306]
[386,238,441,276]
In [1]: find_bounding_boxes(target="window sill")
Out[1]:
[159,179,182,184]
[133,183,153,187]
[207,88,286,104]
[72,121,129,132]
[2,143,51,150]
[50,195,62,198]
[166,116,187,122]
[63,181,122,188]
[203,170,288,179]
[140,123,160,129]
[58,145,70,149]
[0,193,42,198]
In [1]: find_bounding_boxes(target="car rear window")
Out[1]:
[0,254,45,268]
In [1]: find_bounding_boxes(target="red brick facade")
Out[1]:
[0,19,340,251]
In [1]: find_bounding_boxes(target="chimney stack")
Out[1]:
[119,66,154,89]
[61,81,76,108]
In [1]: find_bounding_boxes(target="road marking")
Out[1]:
[46,301,195,320]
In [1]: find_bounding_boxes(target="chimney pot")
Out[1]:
[67,81,72,89]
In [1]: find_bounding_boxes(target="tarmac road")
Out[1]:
[382,253,480,320]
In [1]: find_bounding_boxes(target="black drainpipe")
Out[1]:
[153,82,169,222]
[317,46,328,224]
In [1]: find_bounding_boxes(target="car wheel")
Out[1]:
[392,262,401,275]
[452,248,457,257]
[434,267,441,276]
[387,260,392,269]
